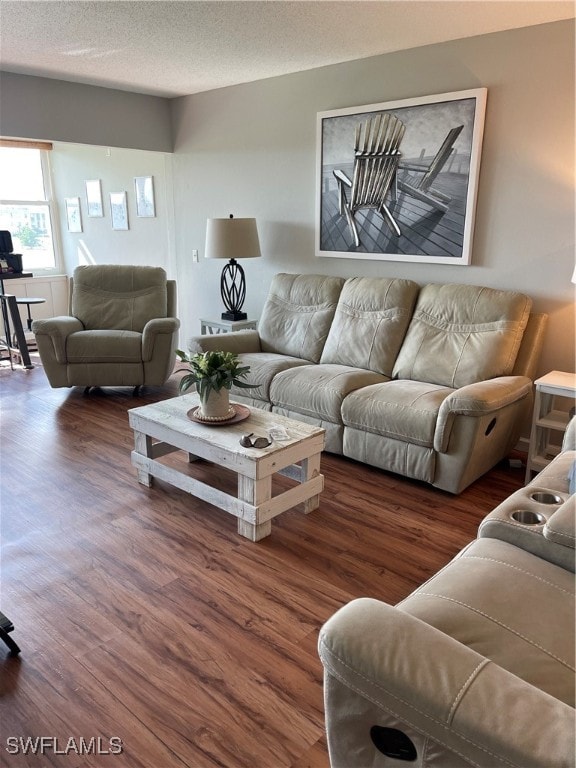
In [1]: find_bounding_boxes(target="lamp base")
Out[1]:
[221,310,247,321]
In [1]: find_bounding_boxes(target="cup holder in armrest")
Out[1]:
[510,510,546,525]
[530,491,563,505]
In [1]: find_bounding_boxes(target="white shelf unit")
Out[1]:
[525,371,576,482]
[200,318,258,335]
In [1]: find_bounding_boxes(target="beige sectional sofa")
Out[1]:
[189,273,547,493]
[318,420,576,768]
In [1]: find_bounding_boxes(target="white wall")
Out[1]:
[171,20,575,377]
[49,142,176,305]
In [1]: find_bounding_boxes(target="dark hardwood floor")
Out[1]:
[0,355,525,767]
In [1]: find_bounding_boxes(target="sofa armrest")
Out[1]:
[319,598,574,768]
[31,316,84,363]
[478,499,575,573]
[478,449,575,571]
[141,317,180,361]
[544,496,576,550]
[187,329,262,355]
[435,375,533,453]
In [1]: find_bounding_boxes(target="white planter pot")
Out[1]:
[199,388,234,421]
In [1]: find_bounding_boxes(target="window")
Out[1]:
[0,144,60,272]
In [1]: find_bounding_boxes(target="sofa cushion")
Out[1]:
[341,379,454,446]
[398,537,575,707]
[72,265,168,333]
[392,283,532,388]
[320,277,419,375]
[228,352,310,403]
[270,364,387,424]
[67,330,143,363]
[258,273,345,363]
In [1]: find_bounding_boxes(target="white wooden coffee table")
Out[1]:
[128,394,325,541]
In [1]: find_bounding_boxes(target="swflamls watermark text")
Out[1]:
[5,736,123,756]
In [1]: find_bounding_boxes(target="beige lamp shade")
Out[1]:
[205,214,261,321]
[205,216,261,260]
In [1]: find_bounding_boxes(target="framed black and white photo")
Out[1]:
[316,88,487,265]
[134,176,155,217]
[65,197,82,233]
[110,192,129,230]
[85,179,103,217]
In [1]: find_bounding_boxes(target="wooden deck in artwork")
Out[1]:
[320,163,470,259]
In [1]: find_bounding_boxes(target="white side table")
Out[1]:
[200,318,258,335]
[525,370,576,482]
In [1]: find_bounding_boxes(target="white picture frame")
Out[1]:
[316,88,487,265]
[85,179,103,217]
[110,192,129,230]
[65,197,82,233]
[134,176,155,217]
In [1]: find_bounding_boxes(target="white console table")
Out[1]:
[525,370,576,482]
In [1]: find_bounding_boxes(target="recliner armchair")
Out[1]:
[32,264,180,391]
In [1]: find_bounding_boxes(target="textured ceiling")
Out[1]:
[0,0,574,98]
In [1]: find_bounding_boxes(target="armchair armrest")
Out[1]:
[31,316,84,363]
[333,169,352,187]
[319,598,574,768]
[141,317,180,361]
[187,329,262,355]
[435,376,532,453]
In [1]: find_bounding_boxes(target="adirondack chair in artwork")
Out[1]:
[397,124,464,213]
[333,113,405,248]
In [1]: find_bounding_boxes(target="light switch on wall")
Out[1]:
[192,249,199,262]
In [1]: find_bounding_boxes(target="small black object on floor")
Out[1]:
[0,611,21,656]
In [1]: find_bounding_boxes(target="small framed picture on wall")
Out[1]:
[134,176,155,217]
[85,179,104,217]
[65,197,83,233]
[110,192,129,230]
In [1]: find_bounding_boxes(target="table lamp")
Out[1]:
[205,215,261,320]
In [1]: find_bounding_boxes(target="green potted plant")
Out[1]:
[176,349,256,421]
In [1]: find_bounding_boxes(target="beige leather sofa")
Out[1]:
[33,265,180,390]
[318,420,576,768]
[189,273,547,493]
